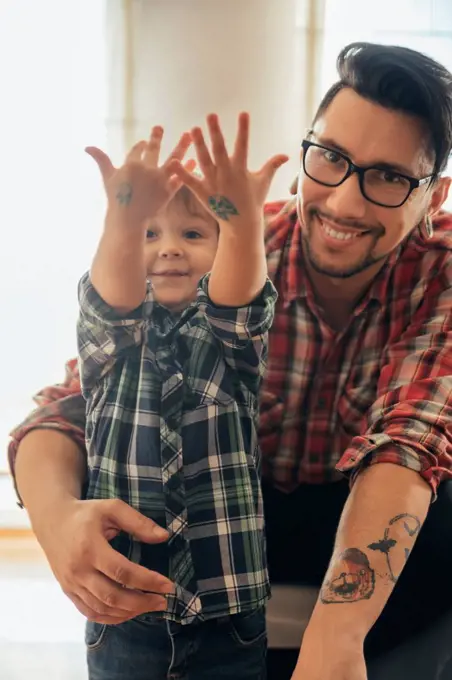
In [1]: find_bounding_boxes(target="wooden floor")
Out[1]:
[0,537,87,679]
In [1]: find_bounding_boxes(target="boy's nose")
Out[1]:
[158,242,184,258]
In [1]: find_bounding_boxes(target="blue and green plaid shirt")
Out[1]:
[77,272,277,624]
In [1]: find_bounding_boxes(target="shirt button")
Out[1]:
[317,396,327,408]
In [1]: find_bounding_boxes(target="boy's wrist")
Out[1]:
[217,220,265,248]
[101,212,147,251]
[105,205,149,233]
[218,213,263,231]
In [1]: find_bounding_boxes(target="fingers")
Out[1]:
[289,173,299,195]
[260,154,290,181]
[190,125,215,177]
[126,140,148,163]
[166,160,204,200]
[94,540,174,595]
[206,113,229,166]
[81,570,168,613]
[163,131,192,169]
[126,128,192,174]
[105,499,169,544]
[85,146,115,183]
[232,112,250,165]
[166,158,197,196]
[68,575,167,624]
[142,126,164,167]
[183,158,197,174]
[70,592,127,625]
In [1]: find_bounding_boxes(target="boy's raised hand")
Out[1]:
[85,126,195,226]
[167,113,288,227]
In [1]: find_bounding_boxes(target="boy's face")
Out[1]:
[146,191,218,311]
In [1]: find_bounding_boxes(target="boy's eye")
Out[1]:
[146,230,157,240]
[185,230,202,239]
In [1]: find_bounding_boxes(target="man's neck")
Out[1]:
[305,258,387,331]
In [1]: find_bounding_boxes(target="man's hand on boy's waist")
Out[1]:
[35,497,174,624]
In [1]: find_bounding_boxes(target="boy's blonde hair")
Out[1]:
[172,185,217,225]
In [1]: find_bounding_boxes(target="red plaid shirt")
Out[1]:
[8,200,452,497]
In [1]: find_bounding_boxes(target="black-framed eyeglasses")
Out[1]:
[301,140,434,208]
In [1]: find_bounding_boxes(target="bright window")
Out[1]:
[0,0,107,470]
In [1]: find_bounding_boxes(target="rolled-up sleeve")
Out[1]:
[196,275,277,379]
[8,358,86,506]
[77,272,153,395]
[337,271,452,499]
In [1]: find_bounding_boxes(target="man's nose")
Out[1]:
[324,172,367,220]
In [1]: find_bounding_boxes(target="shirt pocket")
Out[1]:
[336,372,380,438]
[184,359,238,408]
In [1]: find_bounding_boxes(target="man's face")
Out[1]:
[297,88,449,280]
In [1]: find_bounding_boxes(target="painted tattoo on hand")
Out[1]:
[116,182,133,206]
[208,195,239,221]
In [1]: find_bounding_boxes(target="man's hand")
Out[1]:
[36,497,174,624]
[86,126,194,227]
[291,628,368,680]
[168,112,288,228]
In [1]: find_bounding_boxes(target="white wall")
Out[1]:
[123,0,318,200]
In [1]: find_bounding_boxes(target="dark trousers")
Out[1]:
[86,608,266,679]
[263,478,452,680]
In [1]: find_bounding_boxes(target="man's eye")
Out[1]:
[185,230,202,239]
[323,150,342,164]
[379,171,402,184]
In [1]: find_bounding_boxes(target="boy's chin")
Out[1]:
[155,294,194,312]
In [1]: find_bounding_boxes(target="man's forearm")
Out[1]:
[306,462,431,641]
[15,429,87,535]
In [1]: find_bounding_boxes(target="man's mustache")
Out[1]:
[309,207,386,237]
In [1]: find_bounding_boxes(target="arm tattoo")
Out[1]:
[320,513,422,605]
[208,195,239,220]
[320,548,375,604]
[367,513,421,583]
[116,182,133,206]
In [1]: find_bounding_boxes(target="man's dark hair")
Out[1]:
[314,42,452,177]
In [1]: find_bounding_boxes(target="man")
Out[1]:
[9,42,452,680]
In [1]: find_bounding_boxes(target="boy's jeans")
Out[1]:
[86,607,266,679]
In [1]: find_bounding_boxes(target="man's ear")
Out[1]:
[289,174,298,195]
[428,176,451,216]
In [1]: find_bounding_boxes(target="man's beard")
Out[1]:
[302,232,387,279]
[302,210,387,279]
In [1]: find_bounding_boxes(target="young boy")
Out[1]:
[77,113,288,679]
